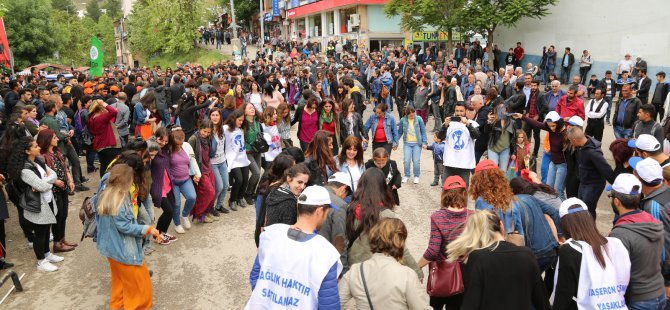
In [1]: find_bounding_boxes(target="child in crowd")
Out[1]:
[511,129,531,176]
[364,147,402,206]
[427,133,445,186]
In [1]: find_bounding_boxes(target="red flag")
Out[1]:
[0,18,11,69]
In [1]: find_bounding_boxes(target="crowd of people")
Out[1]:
[0,39,669,310]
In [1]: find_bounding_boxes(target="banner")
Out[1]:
[272,0,280,16]
[90,36,103,77]
[0,18,11,69]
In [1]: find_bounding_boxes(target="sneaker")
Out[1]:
[244,196,254,205]
[37,260,58,272]
[414,177,420,184]
[157,234,171,245]
[211,209,221,217]
[164,233,178,242]
[206,214,220,222]
[430,179,439,186]
[229,201,238,211]
[75,185,90,192]
[0,259,15,270]
[174,225,185,234]
[46,252,64,263]
[215,206,230,214]
[181,217,191,229]
[28,242,33,249]
[238,199,247,208]
[402,177,408,184]
[200,215,214,223]
[49,233,54,242]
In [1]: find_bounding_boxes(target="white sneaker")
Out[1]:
[414,177,420,184]
[37,260,58,272]
[46,252,64,263]
[181,217,191,229]
[174,225,185,234]
[49,232,54,242]
[402,177,408,183]
[28,242,33,249]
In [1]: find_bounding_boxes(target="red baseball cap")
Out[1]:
[474,159,499,174]
[443,176,467,190]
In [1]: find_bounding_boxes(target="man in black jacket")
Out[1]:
[613,84,642,139]
[170,74,185,107]
[122,74,136,105]
[652,71,669,121]
[637,69,652,104]
[505,81,526,130]
[567,126,615,218]
[393,69,407,119]
[524,80,548,156]
[560,47,575,84]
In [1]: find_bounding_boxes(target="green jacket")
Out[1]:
[244,117,261,152]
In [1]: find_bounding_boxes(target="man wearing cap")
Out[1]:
[585,88,608,141]
[247,186,342,309]
[617,54,635,78]
[613,84,641,139]
[608,173,666,309]
[630,157,670,298]
[555,85,585,121]
[319,173,351,262]
[566,126,615,218]
[633,104,665,145]
[629,134,670,168]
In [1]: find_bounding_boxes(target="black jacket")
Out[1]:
[474,106,493,152]
[598,78,617,98]
[339,112,368,142]
[263,186,298,226]
[561,53,575,68]
[651,81,669,105]
[613,97,642,129]
[526,90,549,119]
[637,76,652,100]
[575,137,615,185]
[364,160,401,206]
[170,82,185,106]
[505,92,527,114]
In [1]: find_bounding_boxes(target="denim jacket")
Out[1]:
[96,197,150,266]
[476,194,561,258]
[364,112,398,146]
[397,116,428,145]
[133,102,149,126]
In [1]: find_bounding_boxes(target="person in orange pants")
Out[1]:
[94,164,160,310]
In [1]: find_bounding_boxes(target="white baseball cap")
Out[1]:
[567,116,584,127]
[629,157,663,184]
[328,172,353,189]
[606,173,642,195]
[297,186,339,210]
[559,197,589,218]
[627,134,661,152]
[544,111,561,122]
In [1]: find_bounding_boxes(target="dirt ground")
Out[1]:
[0,104,618,309]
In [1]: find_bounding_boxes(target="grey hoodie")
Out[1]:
[610,210,666,302]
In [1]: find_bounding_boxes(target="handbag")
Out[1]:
[250,122,269,153]
[426,259,464,297]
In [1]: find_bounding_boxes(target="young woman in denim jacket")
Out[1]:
[96,164,160,310]
[397,106,428,184]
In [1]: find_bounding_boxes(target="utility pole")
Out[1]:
[260,0,265,47]
[229,0,241,63]
[228,0,238,39]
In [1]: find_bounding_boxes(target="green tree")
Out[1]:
[86,0,102,22]
[385,0,466,51]
[5,0,56,68]
[225,0,259,28]
[52,0,76,12]
[103,0,122,19]
[458,0,558,68]
[128,0,204,57]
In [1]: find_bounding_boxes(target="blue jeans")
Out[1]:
[541,151,551,184]
[546,162,567,200]
[628,294,666,310]
[403,143,422,177]
[385,91,393,111]
[173,178,196,225]
[614,126,633,139]
[212,162,230,209]
[488,147,511,172]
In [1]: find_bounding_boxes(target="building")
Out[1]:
[285,0,404,52]
[493,0,670,85]
[113,19,134,67]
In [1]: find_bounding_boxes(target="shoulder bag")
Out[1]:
[360,262,374,310]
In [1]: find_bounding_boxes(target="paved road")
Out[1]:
[0,101,619,308]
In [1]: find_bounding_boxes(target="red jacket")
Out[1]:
[555,95,584,119]
[88,105,119,151]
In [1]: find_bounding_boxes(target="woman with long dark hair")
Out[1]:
[224,109,251,211]
[552,198,630,309]
[209,108,230,214]
[335,136,365,193]
[88,98,122,177]
[254,154,296,244]
[133,90,157,140]
[345,168,423,279]
[36,129,77,252]
[241,102,263,206]
[7,137,61,272]
[148,127,177,245]
[262,163,310,227]
[167,128,199,232]
[318,99,340,154]
[292,96,319,151]
[339,98,368,144]
[262,83,284,110]
[364,103,398,156]
[304,130,338,186]
[188,120,218,222]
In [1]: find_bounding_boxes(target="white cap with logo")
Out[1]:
[606,173,642,195]
[567,116,584,127]
[298,186,339,210]
[629,157,663,184]
[559,197,589,218]
[627,134,661,152]
[544,111,561,122]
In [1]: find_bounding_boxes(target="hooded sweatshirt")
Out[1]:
[609,210,665,302]
[263,185,298,226]
[575,136,615,185]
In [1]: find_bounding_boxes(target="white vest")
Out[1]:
[245,224,342,310]
[262,124,282,162]
[223,125,251,171]
[551,238,631,310]
[443,121,477,169]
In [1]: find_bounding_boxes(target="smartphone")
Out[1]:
[450,116,461,122]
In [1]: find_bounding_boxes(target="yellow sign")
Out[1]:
[412,31,461,42]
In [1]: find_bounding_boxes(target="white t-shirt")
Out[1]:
[210,133,227,165]
[443,121,478,169]
[618,59,634,73]
[223,125,251,171]
[250,93,263,113]
[262,124,282,162]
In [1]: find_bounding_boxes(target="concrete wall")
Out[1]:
[367,5,402,33]
[493,0,670,89]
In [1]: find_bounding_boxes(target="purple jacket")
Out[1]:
[150,148,175,208]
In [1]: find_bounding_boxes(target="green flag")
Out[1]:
[90,36,103,77]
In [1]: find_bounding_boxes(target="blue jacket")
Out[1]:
[397,116,428,145]
[427,142,444,162]
[364,112,398,146]
[133,102,149,126]
[476,194,562,257]
[96,197,150,266]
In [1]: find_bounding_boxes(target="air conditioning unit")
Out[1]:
[350,14,360,27]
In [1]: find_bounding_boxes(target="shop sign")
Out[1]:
[411,31,461,42]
